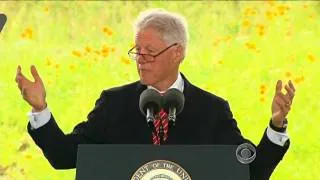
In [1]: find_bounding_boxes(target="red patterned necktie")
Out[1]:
[152,108,169,145]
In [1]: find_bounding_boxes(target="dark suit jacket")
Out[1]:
[28,74,289,180]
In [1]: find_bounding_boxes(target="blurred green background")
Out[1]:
[0,1,319,179]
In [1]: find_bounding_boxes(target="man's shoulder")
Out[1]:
[189,84,227,106]
[99,80,142,98]
[182,73,227,105]
[188,84,232,115]
[106,81,140,92]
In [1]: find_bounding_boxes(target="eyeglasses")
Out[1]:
[128,43,178,61]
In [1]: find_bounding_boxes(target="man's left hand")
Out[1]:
[271,80,296,128]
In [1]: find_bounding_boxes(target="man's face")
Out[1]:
[135,27,180,89]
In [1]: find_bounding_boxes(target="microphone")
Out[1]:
[139,89,162,128]
[0,14,7,32]
[163,88,185,126]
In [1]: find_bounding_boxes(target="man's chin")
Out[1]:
[139,78,151,86]
[139,76,154,86]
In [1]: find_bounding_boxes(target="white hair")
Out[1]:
[134,9,189,58]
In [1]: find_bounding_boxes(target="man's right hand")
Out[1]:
[15,65,47,112]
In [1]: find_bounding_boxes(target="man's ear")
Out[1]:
[174,45,184,63]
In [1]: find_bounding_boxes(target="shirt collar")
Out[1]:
[147,73,184,93]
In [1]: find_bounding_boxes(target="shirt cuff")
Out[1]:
[266,126,289,146]
[27,107,51,129]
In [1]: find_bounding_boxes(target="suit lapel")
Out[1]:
[176,73,194,124]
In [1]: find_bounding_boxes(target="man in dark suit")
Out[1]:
[16,9,295,179]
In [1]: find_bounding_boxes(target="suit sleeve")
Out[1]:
[27,90,109,169]
[219,100,290,180]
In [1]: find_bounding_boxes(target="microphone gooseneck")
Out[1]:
[146,108,155,127]
[168,107,176,122]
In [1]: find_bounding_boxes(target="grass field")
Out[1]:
[0,1,319,179]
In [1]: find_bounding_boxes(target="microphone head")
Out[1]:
[139,89,162,116]
[163,88,185,114]
[0,14,7,32]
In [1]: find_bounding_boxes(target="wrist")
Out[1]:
[269,118,288,133]
[32,103,47,112]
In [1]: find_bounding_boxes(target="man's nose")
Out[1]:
[136,54,147,64]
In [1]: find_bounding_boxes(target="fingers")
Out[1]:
[30,65,42,83]
[15,65,32,91]
[277,92,291,106]
[275,94,291,108]
[15,65,24,83]
[272,80,295,121]
[274,79,295,116]
[17,79,23,90]
[275,80,282,93]
[16,65,24,90]
[285,84,295,100]
[284,80,296,107]
[16,65,21,78]
[274,80,290,105]
[275,97,290,116]
[289,80,296,92]
[275,79,296,105]
[286,80,296,98]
